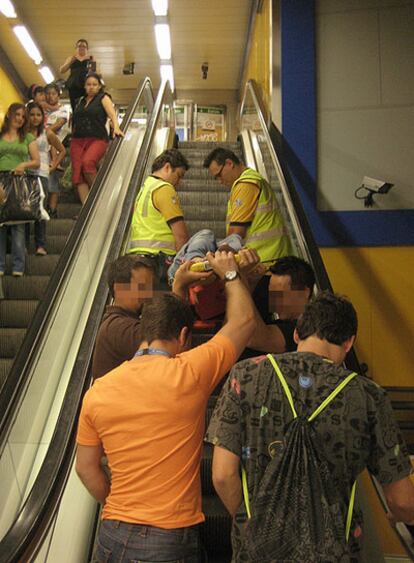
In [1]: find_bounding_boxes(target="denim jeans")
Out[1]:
[96,519,203,563]
[167,228,243,283]
[0,224,26,273]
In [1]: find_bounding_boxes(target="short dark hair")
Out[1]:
[44,82,60,95]
[269,256,315,292]
[140,293,194,342]
[107,255,155,298]
[203,147,241,168]
[296,291,358,345]
[151,149,190,173]
[28,84,44,100]
[76,39,89,48]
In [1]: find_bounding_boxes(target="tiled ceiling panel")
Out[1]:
[1,0,251,102]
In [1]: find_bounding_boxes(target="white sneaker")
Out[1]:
[12,271,23,277]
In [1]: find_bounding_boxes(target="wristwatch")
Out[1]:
[224,270,239,282]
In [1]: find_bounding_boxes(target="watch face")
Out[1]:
[224,270,238,281]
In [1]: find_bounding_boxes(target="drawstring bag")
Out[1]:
[241,354,357,563]
[0,172,49,225]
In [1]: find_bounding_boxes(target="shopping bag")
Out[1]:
[0,172,49,225]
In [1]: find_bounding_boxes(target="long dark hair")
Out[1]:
[84,72,104,91]
[0,103,27,142]
[27,102,45,136]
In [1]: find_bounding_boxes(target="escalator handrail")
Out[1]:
[240,79,361,373]
[0,77,154,452]
[241,80,414,558]
[0,79,174,563]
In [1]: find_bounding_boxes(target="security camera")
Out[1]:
[361,176,394,194]
[201,62,208,80]
[123,62,135,75]
[355,176,395,207]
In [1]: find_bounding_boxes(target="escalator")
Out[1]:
[0,78,413,563]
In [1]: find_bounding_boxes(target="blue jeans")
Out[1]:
[0,224,26,273]
[96,520,203,563]
[167,229,243,283]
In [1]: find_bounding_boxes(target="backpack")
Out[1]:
[241,354,357,563]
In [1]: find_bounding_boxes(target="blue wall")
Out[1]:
[280,0,414,246]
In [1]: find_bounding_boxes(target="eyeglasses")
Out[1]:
[213,163,225,180]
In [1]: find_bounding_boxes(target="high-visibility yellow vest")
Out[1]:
[226,168,292,262]
[128,176,177,256]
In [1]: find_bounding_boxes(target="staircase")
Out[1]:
[0,190,81,389]
[178,140,243,562]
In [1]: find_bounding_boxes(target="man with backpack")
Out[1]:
[206,291,414,562]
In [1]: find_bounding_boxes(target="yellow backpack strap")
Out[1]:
[266,354,298,419]
[242,466,251,519]
[308,372,357,422]
[346,480,357,541]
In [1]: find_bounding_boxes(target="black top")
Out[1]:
[67,58,90,92]
[72,91,109,140]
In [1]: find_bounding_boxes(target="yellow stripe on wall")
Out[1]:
[0,66,23,123]
[320,247,414,387]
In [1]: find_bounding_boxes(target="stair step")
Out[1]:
[5,254,60,275]
[0,300,38,328]
[0,358,13,389]
[0,328,26,357]
[1,275,49,300]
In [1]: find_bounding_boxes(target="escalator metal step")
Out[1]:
[6,254,60,275]
[0,328,26,357]
[201,496,232,555]
[0,358,13,388]
[1,275,50,300]
[0,299,38,328]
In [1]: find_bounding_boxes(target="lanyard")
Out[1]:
[134,348,171,359]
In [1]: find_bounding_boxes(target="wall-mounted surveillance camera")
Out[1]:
[355,176,395,207]
[123,62,135,75]
[201,62,208,80]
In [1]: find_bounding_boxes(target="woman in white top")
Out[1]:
[27,102,66,255]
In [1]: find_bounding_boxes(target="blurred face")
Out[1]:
[114,267,154,312]
[208,159,238,188]
[85,77,101,97]
[76,41,88,57]
[268,274,311,320]
[34,91,45,104]
[9,108,26,130]
[167,165,186,188]
[29,107,43,128]
[46,88,59,105]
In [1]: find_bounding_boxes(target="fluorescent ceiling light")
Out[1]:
[0,0,17,18]
[13,25,42,64]
[151,0,168,16]
[39,66,54,83]
[154,24,171,60]
[160,63,174,92]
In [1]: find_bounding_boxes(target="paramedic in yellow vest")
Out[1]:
[128,149,190,278]
[203,147,292,262]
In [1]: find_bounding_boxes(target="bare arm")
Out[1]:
[59,55,75,74]
[48,117,67,134]
[212,446,242,517]
[76,444,110,504]
[383,477,414,523]
[170,219,189,252]
[101,95,124,137]
[171,260,213,299]
[248,313,286,353]
[227,224,247,239]
[46,129,66,169]
[206,251,255,359]
[14,140,40,174]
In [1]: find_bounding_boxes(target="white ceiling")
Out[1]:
[1,1,252,103]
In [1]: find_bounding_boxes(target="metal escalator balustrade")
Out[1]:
[0,77,156,563]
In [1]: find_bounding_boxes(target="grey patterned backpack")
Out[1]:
[241,354,357,563]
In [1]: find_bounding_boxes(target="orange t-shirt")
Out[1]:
[77,333,236,528]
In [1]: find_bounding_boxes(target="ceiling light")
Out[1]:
[13,25,42,64]
[0,0,16,18]
[39,66,55,83]
[154,24,171,60]
[151,0,168,16]
[160,64,174,92]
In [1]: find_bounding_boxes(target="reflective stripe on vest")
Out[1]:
[227,168,292,262]
[128,176,177,256]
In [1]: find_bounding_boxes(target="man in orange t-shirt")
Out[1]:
[76,250,256,562]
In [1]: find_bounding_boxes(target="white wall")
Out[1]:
[316,0,414,211]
